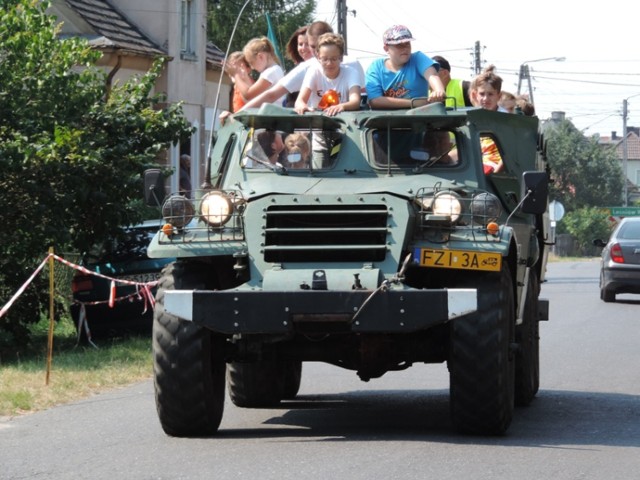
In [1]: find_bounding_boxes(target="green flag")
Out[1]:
[265,12,284,66]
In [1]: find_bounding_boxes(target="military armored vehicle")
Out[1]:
[144,102,551,437]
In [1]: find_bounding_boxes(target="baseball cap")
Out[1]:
[383,25,415,45]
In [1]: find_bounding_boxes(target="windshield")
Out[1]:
[84,227,156,265]
[242,127,342,171]
[370,128,459,169]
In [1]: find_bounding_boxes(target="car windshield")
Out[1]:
[242,128,342,171]
[371,128,459,168]
[617,221,640,239]
[85,227,156,265]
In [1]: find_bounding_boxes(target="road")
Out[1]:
[1,260,639,480]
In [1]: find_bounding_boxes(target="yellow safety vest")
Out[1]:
[445,79,466,109]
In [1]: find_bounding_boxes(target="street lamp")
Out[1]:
[517,57,566,106]
[621,93,640,206]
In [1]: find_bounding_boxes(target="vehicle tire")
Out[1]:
[153,261,226,437]
[601,288,615,303]
[600,271,615,302]
[515,270,540,406]
[281,360,303,399]
[227,360,285,407]
[448,264,515,435]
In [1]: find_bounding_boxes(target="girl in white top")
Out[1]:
[295,33,361,116]
[231,36,286,106]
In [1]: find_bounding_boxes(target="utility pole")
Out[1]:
[517,64,533,104]
[472,41,482,74]
[622,98,629,206]
[336,0,348,54]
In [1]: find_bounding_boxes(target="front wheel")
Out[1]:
[153,262,226,437]
[449,264,515,435]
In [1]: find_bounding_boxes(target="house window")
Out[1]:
[181,0,196,58]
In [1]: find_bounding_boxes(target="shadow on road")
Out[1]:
[217,388,640,447]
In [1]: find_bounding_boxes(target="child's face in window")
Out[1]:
[317,44,342,79]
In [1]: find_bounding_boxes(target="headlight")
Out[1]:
[161,194,195,229]
[201,191,233,227]
[470,192,502,225]
[431,192,462,222]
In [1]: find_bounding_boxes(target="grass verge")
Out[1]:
[0,316,152,418]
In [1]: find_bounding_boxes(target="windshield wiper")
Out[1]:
[412,143,456,173]
[245,153,288,175]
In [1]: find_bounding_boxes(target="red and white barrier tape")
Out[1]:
[0,253,159,320]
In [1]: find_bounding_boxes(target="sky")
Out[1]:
[314,0,640,138]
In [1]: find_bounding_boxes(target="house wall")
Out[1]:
[52,0,231,195]
[111,0,209,193]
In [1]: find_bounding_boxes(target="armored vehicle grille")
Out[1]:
[263,204,388,262]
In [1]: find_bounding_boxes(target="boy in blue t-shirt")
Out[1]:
[366,25,445,109]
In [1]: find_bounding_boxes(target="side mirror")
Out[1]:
[144,169,166,207]
[521,171,548,215]
[592,238,607,248]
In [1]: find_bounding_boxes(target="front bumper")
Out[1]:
[165,287,476,334]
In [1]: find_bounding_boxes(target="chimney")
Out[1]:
[551,111,565,122]
[611,131,617,140]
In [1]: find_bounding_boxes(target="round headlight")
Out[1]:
[432,192,462,222]
[201,191,233,227]
[470,192,502,225]
[161,194,195,229]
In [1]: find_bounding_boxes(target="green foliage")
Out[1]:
[556,207,613,256]
[545,119,624,211]
[0,0,193,350]
[207,0,316,70]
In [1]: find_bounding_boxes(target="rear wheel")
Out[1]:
[601,288,615,302]
[449,264,515,435]
[281,360,303,399]
[227,360,285,407]
[515,270,540,406]
[600,271,615,302]
[153,262,226,437]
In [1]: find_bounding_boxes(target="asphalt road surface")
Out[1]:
[1,260,639,480]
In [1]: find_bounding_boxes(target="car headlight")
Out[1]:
[431,192,462,222]
[470,192,502,225]
[161,194,195,229]
[201,191,233,227]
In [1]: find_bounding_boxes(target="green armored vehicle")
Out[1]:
[144,102,551,436]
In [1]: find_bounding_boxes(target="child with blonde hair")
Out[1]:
[229,36,286,106]
[225,51,253,112]
[284,132,311,168]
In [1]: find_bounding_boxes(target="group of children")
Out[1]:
[223,22,532,118]
[224,22,535,174]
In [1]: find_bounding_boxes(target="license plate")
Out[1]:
[118,272,161,284]
[415,248,502,272]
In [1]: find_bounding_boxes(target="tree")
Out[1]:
[559,207,613,256]
[0,0,193,349]
[545,119,624,211]
[207,0,316,70]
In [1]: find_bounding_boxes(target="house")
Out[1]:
[49,0,233,194]
[597,128,640,204]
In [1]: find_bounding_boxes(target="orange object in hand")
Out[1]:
[318,89,340,109]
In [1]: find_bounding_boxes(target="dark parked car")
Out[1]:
[70,220,173,339]
[593,217,640,302]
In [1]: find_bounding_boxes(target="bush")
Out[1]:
[557,207,613,256]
